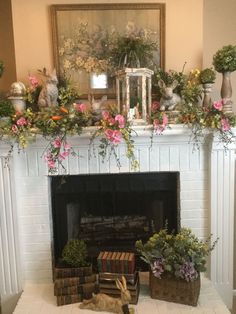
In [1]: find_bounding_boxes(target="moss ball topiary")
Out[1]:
[213,45,236,73]
[62,239,88,267]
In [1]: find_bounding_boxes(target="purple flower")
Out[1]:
[151,258,165,279]
[179,262,198,282]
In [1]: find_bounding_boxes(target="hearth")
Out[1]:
[50,172,180,268]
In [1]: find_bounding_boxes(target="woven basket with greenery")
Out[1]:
[150,271,200,306]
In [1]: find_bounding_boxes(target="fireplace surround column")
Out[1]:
[210,135,236,308]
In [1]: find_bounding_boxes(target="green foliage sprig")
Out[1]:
[62,239,89,267]
[213,45,236,73]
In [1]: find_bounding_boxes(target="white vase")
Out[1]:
[221,71,233,113]
[202,83,213,107]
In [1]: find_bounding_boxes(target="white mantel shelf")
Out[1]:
[0,124,236,311]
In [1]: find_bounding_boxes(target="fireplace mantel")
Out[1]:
[0,125,235,309]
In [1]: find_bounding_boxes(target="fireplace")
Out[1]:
[0,126,235,308]
[51,172,180,268]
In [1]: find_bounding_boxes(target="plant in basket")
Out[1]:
[135,227,218,306]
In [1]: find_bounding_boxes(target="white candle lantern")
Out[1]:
[116,68,153,124]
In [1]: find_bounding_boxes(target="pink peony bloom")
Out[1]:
[59,151,70,160]
[64,142,71,151]
[108,117,115,126]
[74,103,86,113]
[153,114,168,134]
[102,111,110,120]
[115,114,125,128]
[152,101,160,112]
[11,124,18,133]
[28,75,39,88]
[213,100,223,111]
[16,117,27,126]
[53,138,62,148]
[105,129,122,145]
[48,160,55,169]
[221,118,230,132]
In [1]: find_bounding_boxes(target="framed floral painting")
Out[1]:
[51,3,165,97]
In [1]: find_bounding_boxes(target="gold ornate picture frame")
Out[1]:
[51,3,165,97]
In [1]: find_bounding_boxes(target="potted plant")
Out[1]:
[212,44,236,112]
[135,227,218,306]
[54,239,92,279]
[199,68,216,107]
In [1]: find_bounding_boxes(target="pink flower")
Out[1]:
[64,142,71,151]
[213,100,223,111]
[28,75,39,88]
[53,138,62,148]
[153,119,160,128]
[108,117,115,126]
[102,111,110,120]
[115,114,125,128]
[59,151,70,160]
[16,117,27,126]
[105,129,122,144]
[162,114,168,126]
[11,124,18,133]
[48,160,55,169]
[221,118,230,132]
[152,101,160,112]
[74,103,86,113]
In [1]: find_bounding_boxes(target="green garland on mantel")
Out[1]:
[0,99,235,174]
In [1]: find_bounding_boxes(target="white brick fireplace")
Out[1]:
[0,125,235,309]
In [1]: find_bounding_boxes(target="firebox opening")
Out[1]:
[50,172,180,270]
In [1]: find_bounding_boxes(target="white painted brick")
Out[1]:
[181,218,209,229]
[24,270,52,282]
[19,224,50,234]
[24,242,51,253]
[21,233,51,243]
[23,252,52,262]
[181,199,209,210]
[181,209,209,219]
[180,171,207,181]
[181,180,207,190]
[19,215,50,225]
[181,190,208,200]
[18,196,49,208]
[24,261,52,271]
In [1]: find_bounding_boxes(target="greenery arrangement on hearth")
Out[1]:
[135,227,218,282]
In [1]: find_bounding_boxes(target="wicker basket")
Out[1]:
[149,271,201,306]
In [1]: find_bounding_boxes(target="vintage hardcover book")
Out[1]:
[54,282,97,296]
[97,251,104,272]
[119,252,126,273]
[101,251,109,272]
[110,252,117,273]
[54,265,92,279]
[99,274,139,291]
[98,271,138,285]
[57,294,82,306]
[106,252,113,273]
[115,252,122,273]
[124,252,130,274]
[128,253,135,274]
[54,274,96,289]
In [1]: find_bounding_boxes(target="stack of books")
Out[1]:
[53,265,98,306]
[97,251,139,304]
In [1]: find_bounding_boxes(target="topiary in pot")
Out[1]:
[62,239,89,268]
[213,45,236,73]
[199,68,216,84]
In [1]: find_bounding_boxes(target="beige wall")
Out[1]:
[0,0,16,92]
[203,0,236,111]
[11,0,203,84]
